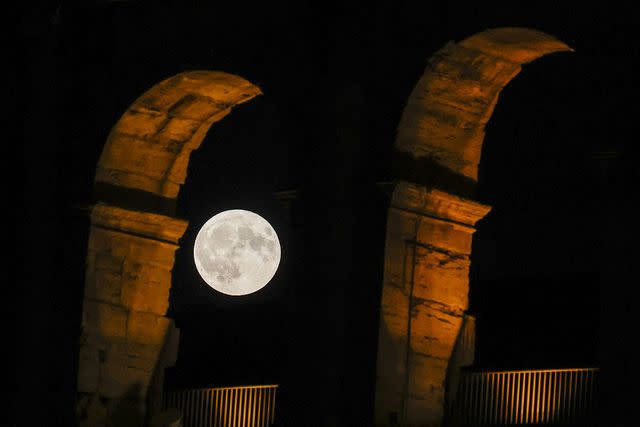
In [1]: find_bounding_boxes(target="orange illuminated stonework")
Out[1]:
[374,28,571,427]
[375,182,490,426]
[77,72,260,426]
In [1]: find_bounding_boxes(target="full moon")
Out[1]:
[193,209,281,296]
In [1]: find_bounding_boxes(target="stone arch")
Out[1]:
[77,71,261,426]
[375,28,571,426]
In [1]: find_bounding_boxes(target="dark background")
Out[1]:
[14,1,634,425]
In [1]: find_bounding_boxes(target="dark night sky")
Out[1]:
[14,1,635,425]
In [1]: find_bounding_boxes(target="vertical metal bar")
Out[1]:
[513,371,518,424]
[497,372,502,425]
[207,389,212,427]
[197,389,202,427]
[535,371,541,424]
[247,388,253,427]
[240,388,244,427]
[529,371,534,424]
[484,373,490,425]
[567,370,574,424]
[558,370,564,424]
[541,371,547,423]
[234,388,240,427]
[201,389,206,427]
[459,374,467,426]
[222,389,227,427]
[524,371,530,424]
[535,372,541,424]
[511,372,517,425]
[270,387,275,425]
[254,387,258,427]
[512,372,518,424]
[532,371,537,424]
[238,388,242,427]
[192,389,197,427]
[213,389,218,427]
[469,374,476,425]
[559,371,569,422]
[469,374,475,426]
[198,389,202,427]
[479,373,485,425]
[486,373,492,425]
[577,370,583,420]
[571,370,576,423]
[576,371,581,421]
[553,371,559,424]
[520,371,526,424]
[591,370,597,420]
[234,388,239,427]
[530,372,536,424]
[492,372,500,424]
[267,387,272,426]
[244,387,249,427]
[506,372,511,424]
[263,388,268,427]
[556,370,562,424]
[544,371,550,424]
[193,389,198,427]
[485,373,490,425]
[185,390,190,427]
[272,387,277,424]
[491,372,500,424]
[257,387,263,427]
[569,370,575,423]
[203,389,207,427]
[475,373,481,425]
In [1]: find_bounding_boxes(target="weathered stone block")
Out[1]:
[115,108,168,140]
[412,246,470,311]
[77,344,100,393]
[384,208,419,287]
[128,237,178,268]
[85,269,123,305]
[380,284,409,339]
[154,116,202,148]
[408,353,448,406]
[83,300,128,341]
[410,303,463,360]
[416,218,474,255]
[121,282,170,316]
[127,312,171,346]
[95,253,125,274]
[100,361,152,399]
[106,397,146,427]
[90,204,188,245]
[77,393,108,427]
[108,342,158,372]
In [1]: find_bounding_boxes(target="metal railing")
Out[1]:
[162,384,278,427]
[448,367,599,425]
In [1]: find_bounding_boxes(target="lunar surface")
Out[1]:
[193,209,281,296]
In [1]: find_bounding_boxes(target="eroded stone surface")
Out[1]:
[77,206,184,426]
[96,71,261,199]
[375,27,570,426]
[78,70,259,427]
[395,28,572,185]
